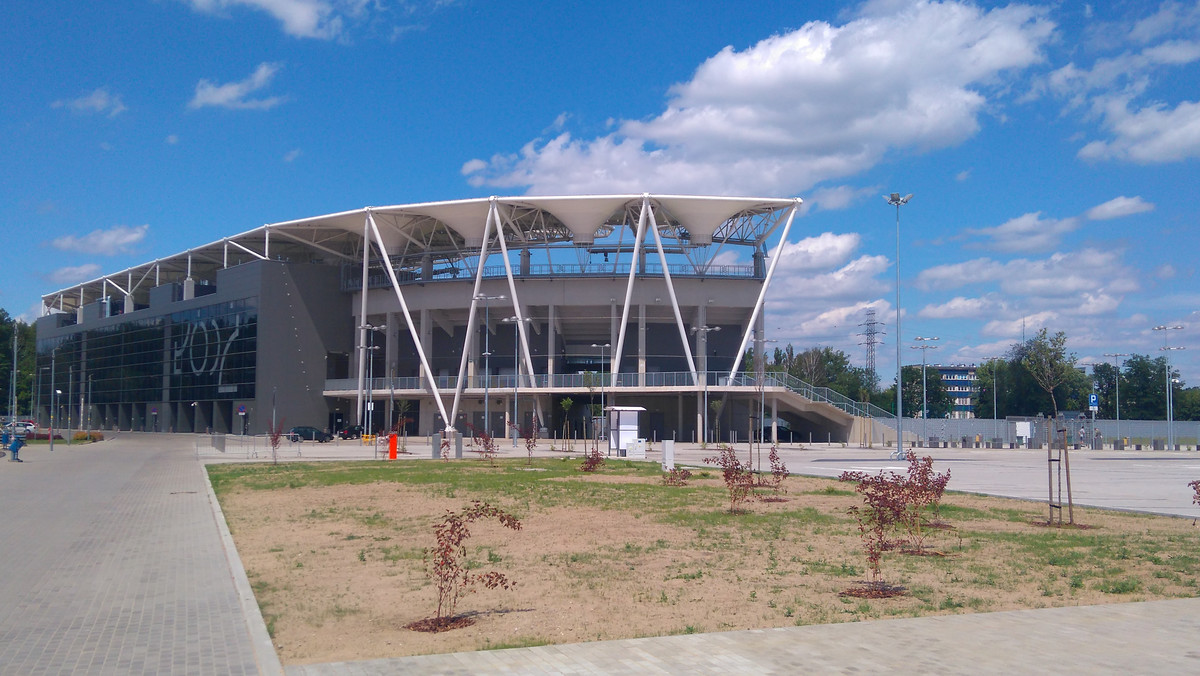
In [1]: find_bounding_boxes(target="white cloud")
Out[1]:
[465,0,1054,195]
[1129,1,1200,44]
[918,295,1001,319]
[806,185,877,211]
[52,87,127,118]
[1078,97,1200,163]
[770,232,861,273]
[49,224,148,255]
[771,254,890,309]
[181,0,454,40]
[915,258,1006,291]
[1036,3,1200,165]
[916,249,1138,302]
[182,0,346,39]
[165,134,180,145]
[460,158,487,175]
[1072,292,1121,315]
[955,168,972,182]
[1085,195,1154,220]
[966,212,1080,253]
[49,264,101,285]
[189,62,286,110]
[1156,263,1177,279]
[283,148,302,162]
[981,311,1058,337]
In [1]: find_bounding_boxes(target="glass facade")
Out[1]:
[37,299,258,417]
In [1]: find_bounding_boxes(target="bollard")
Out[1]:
[388,433,397,460]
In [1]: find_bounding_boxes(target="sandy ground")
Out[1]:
[217,468,1200,665]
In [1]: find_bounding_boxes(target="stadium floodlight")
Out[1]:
[884,192,913,448]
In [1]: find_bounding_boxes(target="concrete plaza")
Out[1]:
[2,433,1198,674]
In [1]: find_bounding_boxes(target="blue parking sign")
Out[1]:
[1088,393,1099,410]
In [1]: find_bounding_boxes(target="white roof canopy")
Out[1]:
[42,194,799,315]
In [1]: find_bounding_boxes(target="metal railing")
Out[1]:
[325,370,895,420]
[340,261,759,291]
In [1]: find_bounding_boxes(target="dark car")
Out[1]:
[760,423,800,444]
[339,425,364,440]
[288,425,332,442]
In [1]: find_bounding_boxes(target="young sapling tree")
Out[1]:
[408,500,522,632]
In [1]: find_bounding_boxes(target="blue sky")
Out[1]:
[3,0,1200,384]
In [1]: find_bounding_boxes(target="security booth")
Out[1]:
[607,406,645,456]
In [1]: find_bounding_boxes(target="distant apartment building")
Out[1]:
[936,364,978,419]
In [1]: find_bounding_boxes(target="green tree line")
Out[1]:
[0,310,38,420]
[750,327,1200,421]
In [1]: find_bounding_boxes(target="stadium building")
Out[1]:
[35,195,885,443]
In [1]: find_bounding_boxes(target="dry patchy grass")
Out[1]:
[209,458,1200,665]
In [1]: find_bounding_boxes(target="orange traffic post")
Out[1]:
[388,433,398,460]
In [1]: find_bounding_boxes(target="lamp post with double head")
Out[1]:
[475,294,505,436]
[360,323,387,437]
[591,342,610,444]
[36,366,48,429]
[691,325,720,445]
[504,316,533,447]
[885,192,913,448]
[1153,325,1184,449]
[1103,352,1129,445]
[911,336,939,445]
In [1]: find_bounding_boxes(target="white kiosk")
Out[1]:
[607,406,645,458]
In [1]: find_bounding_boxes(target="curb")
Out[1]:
[203,467,286,675]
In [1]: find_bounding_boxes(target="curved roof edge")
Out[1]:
[40,194,800,315]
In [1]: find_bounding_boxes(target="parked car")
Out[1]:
[288,425,332,442]
[4,420,35,434]
[339,425,364,440]
[760,422,800,443]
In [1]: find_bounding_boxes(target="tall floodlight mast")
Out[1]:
[885,192,913,447]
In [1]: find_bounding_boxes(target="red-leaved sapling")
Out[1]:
[704,445,755,513]
[1190,479,1200,525]
[408,501,522,632]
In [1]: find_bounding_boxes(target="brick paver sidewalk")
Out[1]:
[0,435,269,674]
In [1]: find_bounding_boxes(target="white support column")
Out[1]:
[449,201,497,425]
[355,216,370,426]
[366,211,452,430]
[638,304,646,387]
[385,311,398,388]
[728,200,801,378]
[772,397,779,445]
[494,208,534,381]
[547,304,557,378]
[646,201,700,384]
[611,198,649,385]
[696,304,707,438]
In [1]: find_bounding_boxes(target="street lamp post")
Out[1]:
[885,192,913,448]
[475,294,505,436]
[1153,325,1184,450]
[52,389,61,453]
[691,325,720,445]
[86,374,93,437]
[504,316,532,447]
[49,349,56,452]
[911,336,939,445]
[36,366,48,429]
[591,342,610,445]
[360,323,387,437]
[1103,352,1129,445]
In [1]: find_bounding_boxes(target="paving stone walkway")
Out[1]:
[4,434,1200,674]
[0,435,270,675]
